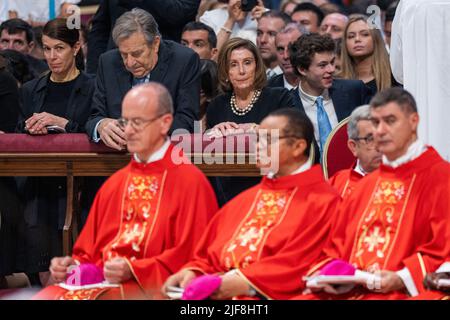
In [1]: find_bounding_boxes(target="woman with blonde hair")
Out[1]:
[339,14,395,94]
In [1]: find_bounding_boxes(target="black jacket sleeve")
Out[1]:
[170,51,201,133]
[85,55,108,139]
[0,70,20,133]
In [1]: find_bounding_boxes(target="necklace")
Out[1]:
[230,90,261,116]
[50,68,80,83]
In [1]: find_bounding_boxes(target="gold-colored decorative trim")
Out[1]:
[143,170,168,256]
[341,179,350,197]
[220,189,262,263]
[123,257,147,298]
[236,269,271,300]
[105,174,131,248]
[255,188,298,261]
[349,177,382,260]
[383,174,417,268]
[417,252,427,278]
[322,117,350,179]
[308,142,315,164]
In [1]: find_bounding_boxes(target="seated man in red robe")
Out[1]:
[163,108,341,300]
[298,87,450,300]
[33,83,218,300]
[329,104,382,198]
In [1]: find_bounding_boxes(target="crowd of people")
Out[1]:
[0,0,449,301]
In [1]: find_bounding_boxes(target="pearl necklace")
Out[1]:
[230,90,261,116]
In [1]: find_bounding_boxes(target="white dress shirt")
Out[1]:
[133,139,171,164]
[382,139,427,168]
[297,82,339,143]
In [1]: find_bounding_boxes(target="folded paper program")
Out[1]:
[182,275,222,300]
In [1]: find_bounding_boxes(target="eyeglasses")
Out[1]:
[117,114,165,131]
[354,134,375,146]
[257,134,302,145]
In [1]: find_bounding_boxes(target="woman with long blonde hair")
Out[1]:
[339,14,394,94]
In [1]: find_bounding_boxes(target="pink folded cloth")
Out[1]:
[319,259,356,276]
[182,275,222,300]
[65,263,105,286]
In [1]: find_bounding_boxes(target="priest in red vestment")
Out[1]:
[33,83,218,300]
[329,105,382,198]
[163,108,341,300]
[298,88,450,300]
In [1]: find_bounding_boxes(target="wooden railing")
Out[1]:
[0,134,260,254]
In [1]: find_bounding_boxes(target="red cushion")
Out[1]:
[324,123,356,178]
[0,134,122,153]
[0,133,257,154]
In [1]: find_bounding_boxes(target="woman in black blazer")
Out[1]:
[206,38,295,206]
[16,18,94,286]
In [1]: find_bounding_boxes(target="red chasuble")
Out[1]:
[328,163,364,199]
[299,147,450,300]
[34,144,218,300]
[182,165,341,300]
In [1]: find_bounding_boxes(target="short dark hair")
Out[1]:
[370,87,418,114]
[266,108,314,157]
[385,2,399,23]
[289,33,335,74]
[182,21,217,48]
[260,10,292,26]
[292,3,325,26]
[0,19,34,44]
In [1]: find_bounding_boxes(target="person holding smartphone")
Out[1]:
[199,0,267,53]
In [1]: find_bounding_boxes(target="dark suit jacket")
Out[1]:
[86,0,200,73]
[0,69,20,133]
[267,73,285,88]
[17,71,95,133]
[291,78,372,163]
[85,40,200,138]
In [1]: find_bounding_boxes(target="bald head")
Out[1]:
[122,82,174,116]
[121,82,174,160]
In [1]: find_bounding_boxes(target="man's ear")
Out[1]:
[297,66,307,77]
[293,138,307,158]
[409,112,419,132]
[347,139,358,157]
[160,113,173,135]
[27,41,35,53]
[152,36,161,54]
[211,48,218,62]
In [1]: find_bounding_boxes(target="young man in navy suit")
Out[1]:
[289,33,371,162]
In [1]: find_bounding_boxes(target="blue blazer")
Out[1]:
[290,78,372,163]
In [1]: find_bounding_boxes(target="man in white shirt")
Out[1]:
[200,0,267,53]
[289,33,370,161]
